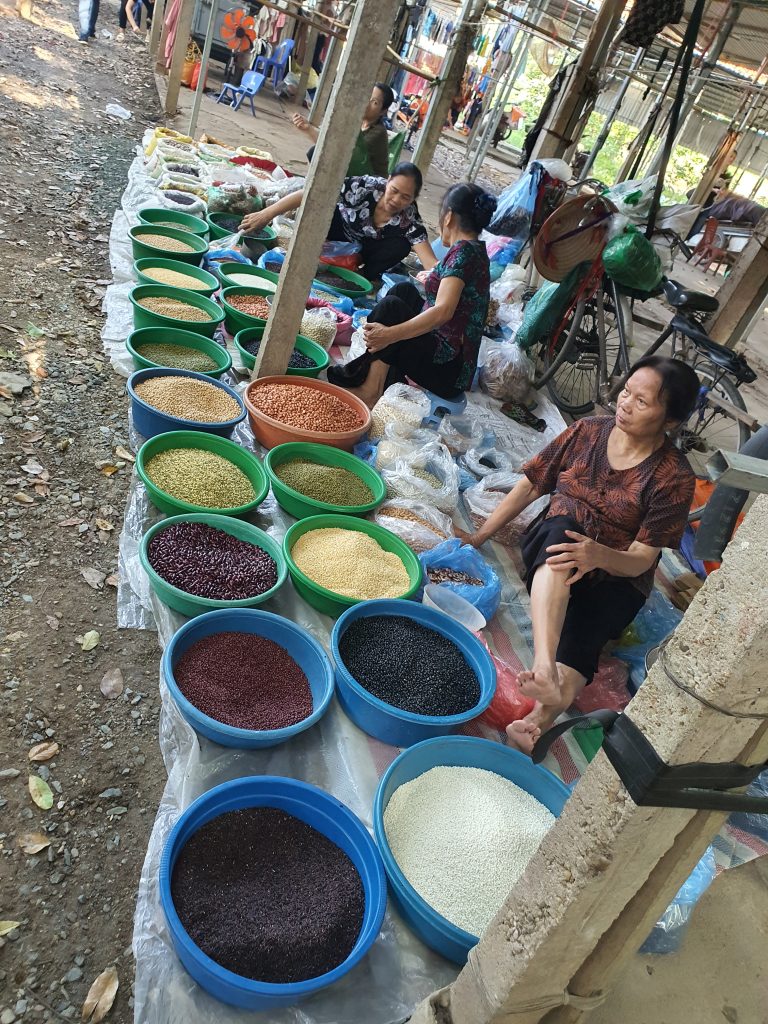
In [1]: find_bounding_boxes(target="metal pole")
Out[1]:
[580,47,644,179]
[467,48,520,180]
[187,0,216,137]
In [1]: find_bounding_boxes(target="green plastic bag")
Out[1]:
[514,264,586,351]
[603,227,662,292]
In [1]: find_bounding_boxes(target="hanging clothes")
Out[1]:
[621,0,684,48]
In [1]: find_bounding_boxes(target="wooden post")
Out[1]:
[410,494,768,1024]
[705,208,768,350]
[253,0,402,378]
[411,0,488,174]
[149,0,166,57]
[527,0,630,165]
[689,129,741,206]
[164,0,196,115]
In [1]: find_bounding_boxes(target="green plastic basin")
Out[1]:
[234,327,329,378]
[220,285,273,335]
[137,208,209,238]
[133,259,219,297]
[136,430,269,517]
[139,512,287,618]
[314,264,373,298]
[265,442,386,520]
[283,514,422,618]
[125,327,232,377]
[129,284,225,337]
[129,225,208,265]
[217,263,280,292]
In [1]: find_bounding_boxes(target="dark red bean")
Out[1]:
[171,807,365,983]
[174,631,313,730]
[147,522,277,600]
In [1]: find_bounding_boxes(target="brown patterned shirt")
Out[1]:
[522,416,695,595]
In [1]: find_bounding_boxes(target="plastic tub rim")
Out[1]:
[233,327,330,375]
[244,375,371,445]
[129,283,225,328]
[127,367,246,432]
[162,608,334,743]
[137,207,210,236]
[125,327,232,375]
[264,442,385,517]
[139,513,288,611]
[159,775,387,999]
[331,598,494,728]
[129,223,209,255]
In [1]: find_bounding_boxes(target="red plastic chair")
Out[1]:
[692,217,731,272]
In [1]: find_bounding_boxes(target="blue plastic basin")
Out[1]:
[330,599,496,748]
[374,736,570,964]
[127,367,246,439]
[162,608,335,748]
[160,776,387,1010]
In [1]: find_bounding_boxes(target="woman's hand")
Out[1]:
[414,269,431,285]
[363,322,394,353]
[291,113,311,132]
[239,209,271,233]
[545,530,602,584]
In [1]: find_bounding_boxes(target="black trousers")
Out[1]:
[327,283,464,399]
[326,207,411,281]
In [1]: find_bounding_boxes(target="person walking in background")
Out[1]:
[78,0,99,42]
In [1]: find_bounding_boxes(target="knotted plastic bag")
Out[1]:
[382,443,460,512]
[418,538,502,622]
[603,226,663,293]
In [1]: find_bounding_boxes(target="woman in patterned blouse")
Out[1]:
[240,163,437,281]
[327,182,496,406]
[461,356,700,754]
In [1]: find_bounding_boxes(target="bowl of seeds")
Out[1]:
[126,327,232,378]
[140,514,287,617]
[129,284,225,337]
[129,225,208,265]
[265,442,385,520]
[217,263,280,292]
[134,258,219,297]
[127,368,246,439]
[137,208,209,239]
[233,326,329,378]
[244,376,371,451]
[136,430,268,517]
[219,286,274,335]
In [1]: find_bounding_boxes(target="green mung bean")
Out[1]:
[145,448,254,508]
[134,342,218,372]
[275,459,373,506]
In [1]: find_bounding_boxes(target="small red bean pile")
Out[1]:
[174,631,313,730]
[228,294,271,319]
[250,383,363,432]
[147,522,277,600]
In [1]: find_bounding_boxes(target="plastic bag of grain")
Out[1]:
[300,307,337,350]
[374,498,454,553]
[382,443,460,513]
[370,383,430,441]
[375,423,440,470]
[464,470,548,546]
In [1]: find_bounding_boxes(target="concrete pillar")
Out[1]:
[410,494,768,1024]
[706,208,768,350]
[411,0,488,173]
[309,35,341,125]
[253,0,402,378]
[164,0,196,115]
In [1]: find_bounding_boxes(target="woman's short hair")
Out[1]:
[440,182,497,233]
[389,162,423,197]
[374,82,395,113]
[628,355,700,422]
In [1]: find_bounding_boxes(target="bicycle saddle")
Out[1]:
[663,279,719,313]
[670,315,757,384]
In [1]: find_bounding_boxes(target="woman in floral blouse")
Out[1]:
[327,182,496,406]
[240,163,437,281]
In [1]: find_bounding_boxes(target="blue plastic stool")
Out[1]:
[421,389,467,428]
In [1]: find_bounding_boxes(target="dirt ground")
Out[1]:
[0,1,163,1021]
[1,6,767,1024]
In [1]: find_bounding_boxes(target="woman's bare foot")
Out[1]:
[506,718,541,755]
[518,663,560,705]
[345,382,380,410]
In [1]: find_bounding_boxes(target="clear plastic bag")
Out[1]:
[370,383,431,440]
[605,175,658,223]
[418,538,502,622]
[490,264,528,305]
[382,443,460,512]
[375,423,439,470]
[374,498,454,553]
[612,589,682,690]
[479,342,534,403]
[300,307,338,350]
[207,182,264,215]
[462,446,519,478]
[437,413,483,455]
[464,470,548,546]
[345,327,367,363]
[640,847,717,955]
[486,167,539,253]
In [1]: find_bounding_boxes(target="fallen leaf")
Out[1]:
[28,775,53,810]
[78,630,101,651]
[105,575,119,588]
[21,460,44,476]
[26,323,45,339]
[13,492,34,505]
[100,464,119,477]
[82,966,119,1023]
[81,568,106,590]
[17,832,51,854]
[46,615,60,631]
[33,483,49,496]
[33,366,48,379]
[95,518,114,531]
[100,667,124,700]
[0,385,12,400]
[28,741,59,762]
[58,517,83,528]
[25,430,46,442]
[114,446,135,463]
[0,921,21,937]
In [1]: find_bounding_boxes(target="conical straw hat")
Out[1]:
[533,194,616,282]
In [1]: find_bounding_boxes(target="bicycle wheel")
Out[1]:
[676,366,750,459]
[542,285,633,416]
